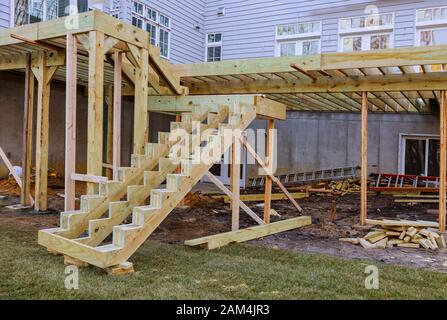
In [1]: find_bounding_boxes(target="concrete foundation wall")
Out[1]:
[247,111,440,179]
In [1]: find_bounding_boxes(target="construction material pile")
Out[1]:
[341,225,446,250]
[329,179,360,196]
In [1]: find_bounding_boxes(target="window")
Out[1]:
[206,32,222,62]
[416,7,447,47]
[131,5,171,59]
[339,13,393,32]
[132,1,143,16]
[14,0,71,25]
[400,135,440,176]
[341,33,391,52]
[275,21,321,57]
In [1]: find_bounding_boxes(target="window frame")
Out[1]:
[205,32,223,62]
[276,38,321,57]
[339,32,394,52]
[416,26,447,47]
[415,6,447,28]
[274,21,322,57]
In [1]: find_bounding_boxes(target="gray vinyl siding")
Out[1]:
[121,0,205,64]
[0,1,10,29]
[204,0,447,60]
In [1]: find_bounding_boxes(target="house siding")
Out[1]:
[204,0,447,60]
[0,1,10,29]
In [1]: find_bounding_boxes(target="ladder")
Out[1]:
[38,103,257,271]
[370,173,440,192]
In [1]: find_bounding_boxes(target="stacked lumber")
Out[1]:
[341,225,446,250]
[329,179,360,195]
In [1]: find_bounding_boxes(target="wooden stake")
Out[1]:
[87,31,105,194]
[264,119,275,224]
[360,91,368,225]
[440,90,446,232]
[230,134,241,231]
[113,51,122,181]
[34,53,51,211]
[21,54,34,206]
[65,33,77,211]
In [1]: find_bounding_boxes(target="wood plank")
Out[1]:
[360,92,368,225]
[365,218,438,228]
[440,90,447,232]
[105,85,113,179]
[87,31,105,194]
[113,52,122,180]
[185,216,311,249]
[263,119,275,224]
[21,54,34,206]
[0,146,23,189]
[71,173,108,184]
[65,33,77,211]
[217,192,309,203]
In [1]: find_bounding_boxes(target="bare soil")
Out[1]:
[1,177,447,272]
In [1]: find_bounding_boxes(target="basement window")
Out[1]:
[206,32,222,62]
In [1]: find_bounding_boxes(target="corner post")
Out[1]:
[65,33,77,211]
[230,132,241,231]
[87,31,105,194]
[360,92,368,225]
[263,119,275,224]
[440,90,446,232]
[21,54,34,206]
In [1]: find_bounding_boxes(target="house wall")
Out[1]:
[0,0,10,28]
[204,0,447,60]
[246,111,440,179]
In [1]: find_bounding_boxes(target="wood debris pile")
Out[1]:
[329,179,360,195]
[341,225,446,250]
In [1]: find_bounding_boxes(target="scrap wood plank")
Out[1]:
[213,192,309,203]
[394,199,441,203]
[365,218,438,228]
[185,216,311,250]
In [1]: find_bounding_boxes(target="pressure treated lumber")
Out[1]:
[365,219,438,228]
[21,54,34,206]
[112,52,122,180]
[264,119,275,224]
[360,92,368,225]
[218,192,309,203]
[65,33,77,211]
[133,46,149,155]
[87,31,105,194]
[185,216,311,250]
[440,90,447,232]
[230,132,241,231]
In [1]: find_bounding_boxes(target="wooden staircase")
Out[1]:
[38,103,257,271]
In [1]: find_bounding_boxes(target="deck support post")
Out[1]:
[87,31,105,194]
[230,132,241,231]
[133,48,149,155]
[112,52,122,180]
[34,53,56,211]
[440,90,446,232]
[64,33,77,211]
[360,92,368,225]
[105,85,114,179]
[21,54,34,206]
[263,119,275,224]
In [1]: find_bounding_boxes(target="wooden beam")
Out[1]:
[71,173,108,184]
[216,192,309,203]
[204,172,264,225]
[147,95,286,120]
[290,64,317,82]
[241,138,303,212]
[264,119,275,224]
[105,85,113,179]
[440,90,447,233]
[230,131,241,231]
[87,31,105,194]
[21,54,34,206]
[9,33,60,51]
[113,52,122,180]
[65,33,77,211]
[133,48,149,155]
[184,216,311,250]
[34,53,55,211]
[360,91,368,225]
[0,146,23,189]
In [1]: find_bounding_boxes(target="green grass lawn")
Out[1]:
[1,222,447,299]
